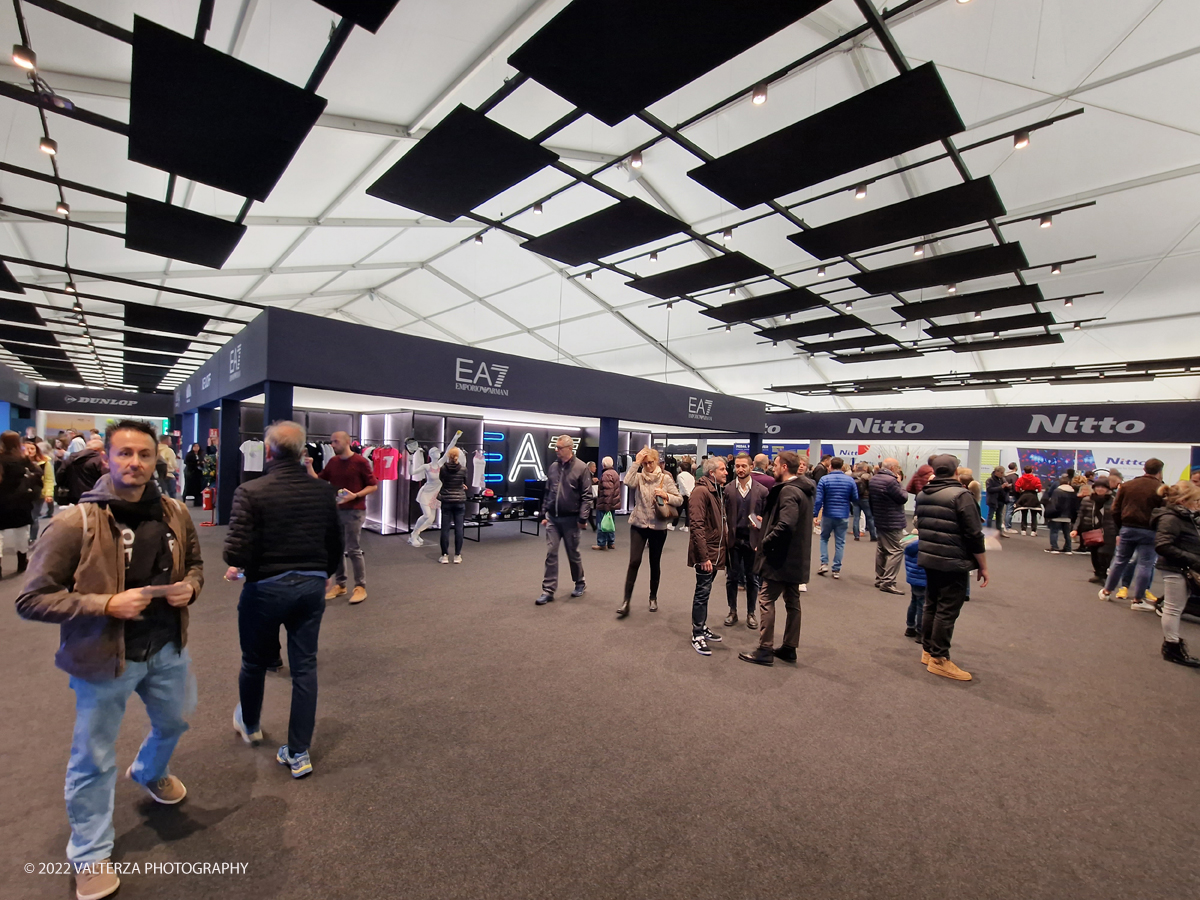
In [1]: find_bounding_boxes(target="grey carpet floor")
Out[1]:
[1,514,1197,900]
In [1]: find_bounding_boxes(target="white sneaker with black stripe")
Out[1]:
[702,626,723,643]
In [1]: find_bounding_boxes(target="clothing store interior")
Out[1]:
[1,2,1198,899]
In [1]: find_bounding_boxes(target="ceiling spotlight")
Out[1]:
[900,321,907,330]
[751,83,768,105]
[973,310,982,319]
[785,313,792,320]
[649,251,658,262]
[1074,321,1082,331]
[666,301,674,310]
[817,266,826,278]
[56,200,69,216]
[725,325,732,332]
[854,183,868,200]
[1064,298,1073,308]
[584,271,592,281]
[913,244,924,257]
[947,284,957,294]
[13,44,36,70]
[957,0,973,5]
[39,137,57,155]
[474,233,484,244]
[533,202,543,215]
[729,286,737,296]
[721,228,733,242]
[1051,263,1062,275]
[845,301,853,311]
[65,282,76,293]
[629,152,643,169]
[1014,131,1030,150]
[1040,215,1053,229]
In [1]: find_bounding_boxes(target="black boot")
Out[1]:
[648,596,658,613]
[16,552,27,574]
[616,598,630,619]
[1162,639,1200,668]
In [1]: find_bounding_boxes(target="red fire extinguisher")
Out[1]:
[200,487,217,527]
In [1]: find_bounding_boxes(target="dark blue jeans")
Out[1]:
[851,499,876,539]
[440,501,465,556]
[238,574,325,755]
[906,584,926,630]
[692,567,716,636]
[1104,526,1157,598]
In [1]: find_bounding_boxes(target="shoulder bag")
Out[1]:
[653,472,679,521]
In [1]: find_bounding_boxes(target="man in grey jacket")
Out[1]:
[536,435,594,605]
[870,458,909,595]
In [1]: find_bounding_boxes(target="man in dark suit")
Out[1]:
[740,451,814,667]
[723,452,768,629]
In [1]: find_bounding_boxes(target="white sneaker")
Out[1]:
[799,583,808,592]
[1130,599,1155,612]
[439,555,449,564]
[818,564,829,576]
[453,555,462,564]
[1098,588,1112,601]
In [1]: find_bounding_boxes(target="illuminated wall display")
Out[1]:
[508,432,548,482]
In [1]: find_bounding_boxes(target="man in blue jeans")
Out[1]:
[17,421,204,900]
[687,456,728,655]
[813,457,857,578]
[224,421,343,778]
[1100,458,1164,610]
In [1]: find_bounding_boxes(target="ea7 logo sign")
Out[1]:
[228,343,243,381]
[455,358,510,396]
[688,397,713,421]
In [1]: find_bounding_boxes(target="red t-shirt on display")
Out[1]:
[319,453,377,510]
[372,446,400,481]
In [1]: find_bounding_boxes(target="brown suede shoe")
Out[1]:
[75,859,120,900]
[325,584,346,600]
[349,586,367,604]
[927,657,972,681]
[920,650,930,666]
[127,764,187,804]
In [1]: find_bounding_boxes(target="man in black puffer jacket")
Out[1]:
[223,421,342,778]
[915,454,988,682]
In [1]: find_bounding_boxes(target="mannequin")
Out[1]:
[408,431,463,546]
[471,448,486,494]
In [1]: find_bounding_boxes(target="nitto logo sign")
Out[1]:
[688,397,713,422]
[228,343,243,382]
[63,395,137,407]
[1028,414,1145,435]
[456,358,510,396]
[849,417,924,434]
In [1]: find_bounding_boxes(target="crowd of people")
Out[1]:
[9,419,1200,900]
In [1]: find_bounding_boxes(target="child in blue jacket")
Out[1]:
[903,535,925,640]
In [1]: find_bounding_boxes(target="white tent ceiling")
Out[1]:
[1,0,1198,411]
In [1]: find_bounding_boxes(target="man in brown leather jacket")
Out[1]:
[687,456,728,656]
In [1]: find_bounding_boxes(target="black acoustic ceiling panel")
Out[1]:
[925,312,1055,339]
[689,63,964,209]
[701,287,825,324]
[850,242,1027,295]
[758,314,868,342]
[0,262,25,294]
[833,348,922,363]
[521,198,685,266]
[509,1,830,127]
[367,105,558,222]
[0,322,56,347]
[128,17,327,201]
[949,333,1063,353]
[799,334,894,353]
[0,297,41,325]
[787,179,1006,259]
[125,195,247,269]
[312,0,400,33]
[626,252,772,299]
[124,303,208,337]
[125,331,191,355]
[893,284,1043,321]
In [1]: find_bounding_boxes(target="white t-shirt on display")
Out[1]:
[240,440,265,472]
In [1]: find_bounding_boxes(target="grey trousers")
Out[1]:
[335,508,366,587]
[542,515,585,595]
[1161,572,1189,644]
[757,579,801,650]
[875,529,904,588]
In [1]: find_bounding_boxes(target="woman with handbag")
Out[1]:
[0,429,44,575]
[1073,475,1115,583]
[1151,481,1200,668]
[617,446,682,618]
